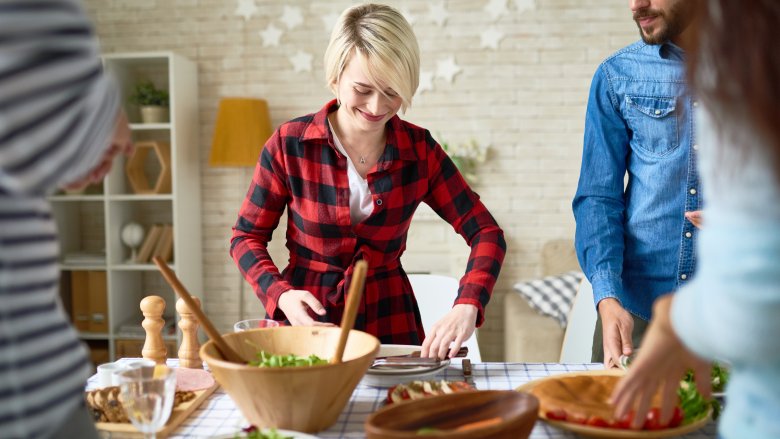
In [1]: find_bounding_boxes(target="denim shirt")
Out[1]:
[573,41,700,320]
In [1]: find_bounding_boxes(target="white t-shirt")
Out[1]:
[331,128,373,224]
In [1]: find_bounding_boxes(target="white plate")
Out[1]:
[362,344,450,387]
[212,428,319,439]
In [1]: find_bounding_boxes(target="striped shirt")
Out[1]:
[231,100,506,344]
[0,1,119,437]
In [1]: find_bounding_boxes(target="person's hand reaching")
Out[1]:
[611,294,711,429]
[278,289,336,327]
[598,298,635,369]
[420,304,478,359]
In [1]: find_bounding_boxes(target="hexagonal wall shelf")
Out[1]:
[125,141,172,194]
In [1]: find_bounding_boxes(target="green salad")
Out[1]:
[248,350,327,368]
[244,340,328,368]
[679,362,729,422]
[235,426,293,439]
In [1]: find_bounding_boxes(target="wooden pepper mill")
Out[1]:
[140,295,167,364]
[176,296,202,369]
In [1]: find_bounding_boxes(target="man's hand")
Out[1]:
[420,304,478,360]
[63,110,134,190]
[278,289,336,327]
[598,298,635,369]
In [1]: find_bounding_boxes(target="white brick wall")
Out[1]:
[83,0,637,360]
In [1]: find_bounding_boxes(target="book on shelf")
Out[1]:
[70,271,108,332]
[135,224,163,263]
[152,224,174,262]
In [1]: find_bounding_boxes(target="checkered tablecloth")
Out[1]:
[88,360,718,438]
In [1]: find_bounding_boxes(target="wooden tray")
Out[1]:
[516,370,711,438]
[95,382,219,438]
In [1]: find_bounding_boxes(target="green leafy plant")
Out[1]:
[128,80,169,107]
[440,137,489,184]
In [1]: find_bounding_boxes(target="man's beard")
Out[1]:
[633,1,695,45]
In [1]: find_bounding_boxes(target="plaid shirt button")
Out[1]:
[376,198,383,206]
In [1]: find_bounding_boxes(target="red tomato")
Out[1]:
[643,408,665,430]
[615,411,635,429]
[545,409,567,421]
[586,416,610,428]
[385,386,410,403]
[669,406,684,428]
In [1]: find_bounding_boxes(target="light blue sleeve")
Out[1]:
[671,220,780,364]
[671,108,780,365]
[573,64,630,307]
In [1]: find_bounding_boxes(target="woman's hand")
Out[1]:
[420,304,478,359]
[278,289,336,327]
[611,294,711,429]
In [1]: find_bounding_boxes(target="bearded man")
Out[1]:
[573,0,702,368]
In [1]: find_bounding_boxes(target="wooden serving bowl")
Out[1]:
[364,390,539,439]
[200,326,379,433]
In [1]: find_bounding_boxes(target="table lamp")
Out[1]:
[209,98,273,322]
[209,98,273,167]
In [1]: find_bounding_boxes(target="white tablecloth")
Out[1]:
[88,360,718,438]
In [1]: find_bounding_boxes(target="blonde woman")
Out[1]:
[230,4,505,359]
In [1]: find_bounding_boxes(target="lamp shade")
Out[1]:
[209,98,273,167]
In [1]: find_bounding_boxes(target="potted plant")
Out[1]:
[129,80,170,123]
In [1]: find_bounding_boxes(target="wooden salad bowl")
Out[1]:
[200,326,379,433]
[364,390,539,439]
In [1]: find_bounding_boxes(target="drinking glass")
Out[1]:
[118,365,177,439]
[233,318,280,332]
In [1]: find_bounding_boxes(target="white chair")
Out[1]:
[559,278,598,363]
[408,274,482,363]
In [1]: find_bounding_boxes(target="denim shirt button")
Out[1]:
[680,274,688,280]
[693,101,699,107]
[693,144,699,151]
[685,232,692,238]
[689,188,697,195]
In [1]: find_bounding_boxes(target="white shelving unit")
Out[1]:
[50,52,202,362]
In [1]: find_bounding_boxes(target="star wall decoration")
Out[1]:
[480,27,505,50]
[321,12,340,33]
[234,0,258,21]
[289,50,313,73]
[416,70,435,95]
[515,0,536,13]
[259,23,282,48]
[435,56,462,83]
[427,2,449,27]
[484,0,508,22]
[280,5,304,30]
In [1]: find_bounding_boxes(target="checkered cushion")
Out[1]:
[513,271,584,328]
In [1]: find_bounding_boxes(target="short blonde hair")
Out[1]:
[324,3,420,112]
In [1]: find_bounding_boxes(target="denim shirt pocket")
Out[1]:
[625,95,679,157]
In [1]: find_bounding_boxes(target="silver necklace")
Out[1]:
[343,140,371,165]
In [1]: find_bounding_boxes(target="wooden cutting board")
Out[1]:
[95,382,219,438]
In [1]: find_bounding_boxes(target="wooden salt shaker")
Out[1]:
[176,297,202,368]
[140,295,167,364]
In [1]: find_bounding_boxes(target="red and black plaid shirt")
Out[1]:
[231,100,506,344]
